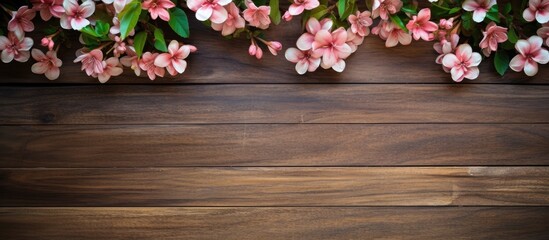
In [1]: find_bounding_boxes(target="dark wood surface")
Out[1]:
[1,15,549,239]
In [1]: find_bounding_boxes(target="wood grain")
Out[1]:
[2,85,549,124]
[1,207,548,239]
[0,19,547,84]
[1,124,548,167]
[1,167,547,206]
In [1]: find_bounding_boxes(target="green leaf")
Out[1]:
[389,14,407,32]
[94,20,110,37]
[401,6,417,14]
[461,12,473,31]
[118,0,142,40]
[81,26,100,37]
[337,0,346,18]
[448,7,461,14]
[310,5,329,20]
[269,0,281,25]
[503,2,512,14]
[508,26,519,43]
[494,50,510,76]
[430,3,451,18]
[153,28,168,52]
[133,31,147,58]
[485,5,499,23]
[168,7,190,38]
[340,0,355,20]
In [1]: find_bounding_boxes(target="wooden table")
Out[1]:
[1,19,548,239]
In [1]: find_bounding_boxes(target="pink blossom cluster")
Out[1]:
[285,18,361,74]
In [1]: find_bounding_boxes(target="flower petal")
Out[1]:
[45,67,60,80]
[524,59,539,76]
[210,6,228,24]
[154,53,172,67]
[196,6,213,21]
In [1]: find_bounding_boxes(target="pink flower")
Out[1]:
[288,0,320,16]
[442,44,482,82]
[31,0,65,21]
[41,36,55,51]
[346,29,364,53]
[479,22,508,56]
[139,52,165,80]
[74,49,104,76]
[243,0,271,29]
[462,0,496,23]
[8,6,36,39]
[285,48,321,74]
[296,18,333,51]
[537,24,549,46]
[510,36,549,76]
[282,11,293,21]
[523,0,549,23]
[60,0,95,30]
[0,32,33,63]
[120,46,141,76]
[103,0,130,13]
[211,3,245,36]
[248,42,263,59]
[266,41,282,56]
[312,27,352,71]
[97,57,123,83]
[154,40,196,76]
[348,11,373,37]
[406,8,437,41]
[372,0,403,20]
[439,18,454,30]
[187,0,230,23]
[378,21,412,47]
[31,49,62,80]
[434,33,459,71]
[143,0,175,21]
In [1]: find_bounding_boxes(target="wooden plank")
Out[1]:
[1,207,548,239]
[2,85,549,124]
[0,19,546,84]
[1,167,547,206]
[1,124,548,167]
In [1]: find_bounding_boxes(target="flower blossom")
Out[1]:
[8,6,36,39]
[211,3,245,36]
[41,37,55,50]
[60,0,95,30]
[523,0,549,23]
[434,33,459,72]
[346,29,364,53]
[537,24,549,46]
[442,44,482,82]
[312,27,352,71]
[479,22,508,56]
[266,41,282,56]
[154,40,197,76]
[285,48,321,74]
[510,36,549,76]
[248,42,263,59]
[372,0,403,20]
[437,18,455,40]
[120,46,140,76]
[31,0,64,21]
[348,11,373,37]
[243,0,271,29]
[375,21,412,47]
[288,0,320,16]
[139,52,165,80]
[31,49,62,80]
[297,18,333,51]
[0,32,33,63]
[143,0,176,21]
[462,0,496,23]
[102,0,130,13]
[74,49,104,76]
[97,57,123,83]
[406,8,438,41]
[187,0,230,24]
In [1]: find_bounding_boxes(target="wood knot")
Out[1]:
[40,112,56,123]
